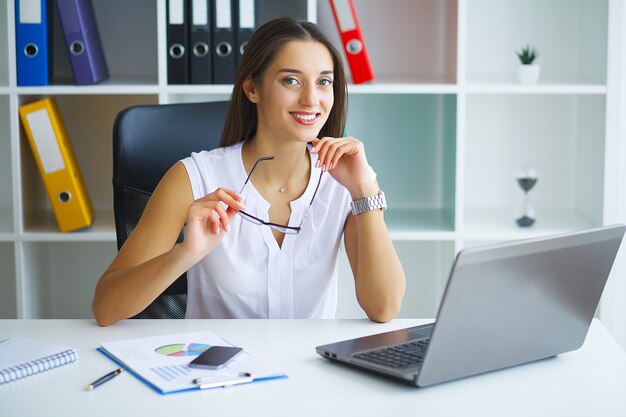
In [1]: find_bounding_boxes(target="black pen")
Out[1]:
[87,367,124,390]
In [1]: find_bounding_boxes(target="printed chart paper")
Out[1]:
[99,330,285,394]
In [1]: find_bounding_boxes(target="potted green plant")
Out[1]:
[516,45,540,84]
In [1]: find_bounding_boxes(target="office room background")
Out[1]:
[2,1,626,348]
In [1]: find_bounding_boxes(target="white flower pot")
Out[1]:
[518,64,540,84]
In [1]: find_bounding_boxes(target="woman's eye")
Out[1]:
[319,79,333,86]
[283,77,299,86]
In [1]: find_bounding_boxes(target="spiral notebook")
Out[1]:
[0,337,78,384]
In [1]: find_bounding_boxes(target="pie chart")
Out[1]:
[155,343,211,357]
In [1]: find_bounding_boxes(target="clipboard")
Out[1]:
[97,330,286,395]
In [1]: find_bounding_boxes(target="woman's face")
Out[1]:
[250,40,335,144]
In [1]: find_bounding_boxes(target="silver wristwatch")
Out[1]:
[350,191,387,216]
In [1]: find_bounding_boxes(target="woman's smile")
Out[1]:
[290,111,320,125]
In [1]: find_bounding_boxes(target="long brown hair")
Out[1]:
[220,18,347,147]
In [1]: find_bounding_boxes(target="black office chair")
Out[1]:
[112,101,228,319]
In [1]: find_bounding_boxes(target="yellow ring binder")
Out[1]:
[18,98,94,232]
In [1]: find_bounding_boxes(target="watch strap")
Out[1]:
[350,191,387,216]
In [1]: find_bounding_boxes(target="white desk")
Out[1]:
[1,319,625,417]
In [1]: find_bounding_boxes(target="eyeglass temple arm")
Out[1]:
[297,171,324,228]
[308,171,323,206]
[239,155,275,193]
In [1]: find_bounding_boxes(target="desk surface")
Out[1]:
[1,318,625,417]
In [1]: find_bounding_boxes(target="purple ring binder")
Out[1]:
[55,0,109,85]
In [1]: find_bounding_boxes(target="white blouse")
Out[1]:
[180,142,352,319]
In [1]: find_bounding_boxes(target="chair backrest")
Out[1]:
[112,101,228,318]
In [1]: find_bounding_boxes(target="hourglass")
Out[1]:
[515,166,538,227]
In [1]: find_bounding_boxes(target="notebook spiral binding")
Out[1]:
[0,349,78,384]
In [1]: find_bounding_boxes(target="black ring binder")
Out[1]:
[193,42,209,57]
[170,43,185,59]
[216,41,232,57]
[239,41,248,56]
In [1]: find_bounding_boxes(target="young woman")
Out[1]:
[92,18,405,326]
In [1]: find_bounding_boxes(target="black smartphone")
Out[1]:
[188,346,244,370]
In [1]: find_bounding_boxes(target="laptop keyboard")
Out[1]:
[354,338,430,368]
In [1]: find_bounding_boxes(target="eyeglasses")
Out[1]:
[237,156,323,235]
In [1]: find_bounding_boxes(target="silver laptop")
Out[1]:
[316,224,625,387]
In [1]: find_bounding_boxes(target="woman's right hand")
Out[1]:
[180,187,245,262]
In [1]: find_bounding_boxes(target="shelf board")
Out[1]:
[6,77,606,96]
[163,84,235,95]
[348,75,457,94]
[21,209,117,242]
[13,78,160,95]
[464,76,606,94]
[462,208,596,241]
[386,208,456,241]
[0,233,16,242]
[14,207,458,242]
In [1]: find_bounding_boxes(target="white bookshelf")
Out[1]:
[1,0,624,337]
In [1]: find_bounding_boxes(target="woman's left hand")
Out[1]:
[310,136,375,196]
